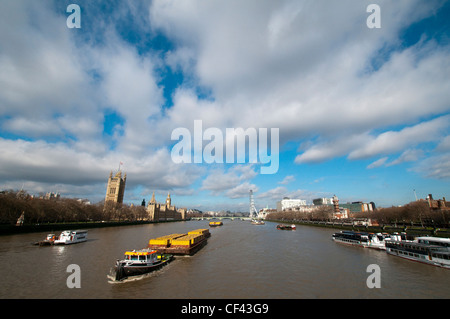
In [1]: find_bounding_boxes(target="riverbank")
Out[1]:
[268,219,450,238]
[0,219,188,236]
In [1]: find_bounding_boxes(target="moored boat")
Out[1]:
[277,224,296,230]
[385,236,450,269]
[114,249,174,281]
[332,231,403,250]
[54,230,88,245]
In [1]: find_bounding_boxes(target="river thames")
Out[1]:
[0,220,448,299]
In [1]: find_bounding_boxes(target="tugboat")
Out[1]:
[277,224,296,230]
[34,233,57,246]
[114,249,174,281]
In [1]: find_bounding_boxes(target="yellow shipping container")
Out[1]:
[149,233,187,246]
[171,234,204,246]
[149,238,170,246]
[188,229,209,236]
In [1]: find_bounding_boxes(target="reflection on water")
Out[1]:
[0,220,449,299]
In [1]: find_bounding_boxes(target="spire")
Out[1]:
[166,192,171,206]
[150,192,156,204]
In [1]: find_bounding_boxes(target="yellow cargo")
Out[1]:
[188,229,209,236]
[149,233,186,246]
[171,234,204,247]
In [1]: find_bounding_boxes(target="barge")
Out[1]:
[148,229,210,255]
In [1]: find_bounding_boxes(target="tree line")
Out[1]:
[0,190,148,225]
[265,201,449,228]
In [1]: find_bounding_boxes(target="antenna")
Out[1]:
[413,189,418,201]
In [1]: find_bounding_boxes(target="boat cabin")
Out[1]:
[124,250,159,263]
[417,237,450,250]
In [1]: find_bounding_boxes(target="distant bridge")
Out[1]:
[190,216,251,221]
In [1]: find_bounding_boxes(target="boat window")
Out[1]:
[131,255,138,260]
[139,255,146,261]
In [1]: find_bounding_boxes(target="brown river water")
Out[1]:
[0,220,449,299]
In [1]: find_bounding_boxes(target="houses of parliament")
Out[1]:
[105,170,186,221]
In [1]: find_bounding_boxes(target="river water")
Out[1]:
[0,220,449,299]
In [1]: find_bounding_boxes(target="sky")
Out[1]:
[0,0,449,212]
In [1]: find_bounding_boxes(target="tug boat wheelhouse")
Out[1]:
[114,249,174,281]
[385,236,450,269]
[332,231,393,249]
[54,230,88,245]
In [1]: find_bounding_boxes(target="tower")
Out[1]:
[332,195,339,214]
[249,189,257,219]
[105,170,126,204]
[166,192,171,207]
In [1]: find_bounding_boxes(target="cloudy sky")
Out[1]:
[0,0,449,211]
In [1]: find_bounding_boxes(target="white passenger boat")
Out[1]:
[251,219,265,225]
[54,230,88,245]
[332,231,395,250]
[385,236,450,269]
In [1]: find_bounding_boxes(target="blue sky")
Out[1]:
[0,0,449,212]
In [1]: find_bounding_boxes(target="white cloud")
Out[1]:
[200,165,258,197]
[297,115,449,164]
[414,153,450,180]
[278,175,295,185]
[349,115,449,159]
[1,0,449,207]
[367,157,389,169]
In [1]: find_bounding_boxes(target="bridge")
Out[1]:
[189,216,251,221]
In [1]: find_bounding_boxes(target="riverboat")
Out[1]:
[54,230,88,245]
[251,219,265,225]
[385,236,450,269]
[332,231,393,249]
[209,221,223,227]
[277,224,296,230]
[114,249,174,281]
